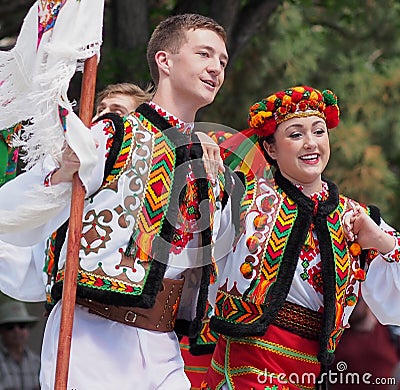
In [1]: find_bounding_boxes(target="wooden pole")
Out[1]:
[54,54,98,389]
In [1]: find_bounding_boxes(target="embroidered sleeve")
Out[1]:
[380,231,400,263]
[43,168,59,187]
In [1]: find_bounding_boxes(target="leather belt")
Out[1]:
[76,277,184,332]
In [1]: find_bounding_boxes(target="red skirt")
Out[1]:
[202,325,321,390]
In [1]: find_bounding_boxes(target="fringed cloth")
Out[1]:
[0,1,103,235]
[0,0,103,167]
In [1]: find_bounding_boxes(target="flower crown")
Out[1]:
[248,86,340,137]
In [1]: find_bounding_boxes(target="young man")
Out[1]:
[0,13,233,389]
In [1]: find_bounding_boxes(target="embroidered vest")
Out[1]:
[211,170,380,365]
[47,104,227,335]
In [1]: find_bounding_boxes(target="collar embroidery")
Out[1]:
[296,181,329,202]
[148,101,194,135]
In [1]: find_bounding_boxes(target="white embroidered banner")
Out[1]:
[0,0,104,169]
[0,0,104,236]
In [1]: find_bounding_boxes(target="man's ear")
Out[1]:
[154,51,171,77]
[263,140,276,160]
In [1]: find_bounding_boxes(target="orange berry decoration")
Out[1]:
[246,236,259,254]
[349,242,362,257]
[346,295,357,306]
[261,197,273,212]
[354,268,366,281]
[253,214,268,230]
[240,262,253,278]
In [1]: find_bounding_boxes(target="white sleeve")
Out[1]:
[0,119,109,246]
[0,240,47,302]
[0,161,72,244]
[362,219,400,325]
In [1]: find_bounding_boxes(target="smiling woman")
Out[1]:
[201,86,400,390]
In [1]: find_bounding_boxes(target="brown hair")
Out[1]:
[259,135,278,167]
[146,14,227,86]
[95,83,153,109]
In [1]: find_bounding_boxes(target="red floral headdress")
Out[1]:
[248,86,340,137]
[222,86,340,176]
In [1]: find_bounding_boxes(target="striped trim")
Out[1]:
[102,118,134,189]
[228,336,319,364]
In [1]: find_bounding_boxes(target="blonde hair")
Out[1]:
[95,83,153,108]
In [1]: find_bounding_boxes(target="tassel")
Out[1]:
[248,279,270,305]
[304,223,316,250]
[137,232,153,262]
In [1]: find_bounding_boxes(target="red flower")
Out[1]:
[277,106,288,116]
[309,100,318,110]
[266,101,275,111]
[298,100,308,111]
[325,105,340,129]
[255,118,277,137]
[388,248,400,263]
[291,91,303,103]
[289,102,297,112]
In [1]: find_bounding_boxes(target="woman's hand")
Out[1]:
[343,204,396,254]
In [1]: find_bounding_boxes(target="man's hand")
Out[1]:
[195,131,224,184]
[50,144,80,185]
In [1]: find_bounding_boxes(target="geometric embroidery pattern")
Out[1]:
[57,269,143,295]
[327,195,350,352]
[214,292,264,324]
[245,193,297,304]
[197,302,219,346]
[328,195,349,302]
[139,133,175,234]
[133,112,176,236]
[239,170,256,223]
[103,118,134,188]
[260,194,297,284]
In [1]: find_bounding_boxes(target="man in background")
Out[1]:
[92,82,153,121]
[0,295,40,390]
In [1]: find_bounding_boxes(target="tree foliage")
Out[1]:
[1,0,400,226]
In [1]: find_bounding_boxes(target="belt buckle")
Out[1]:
[125,311,137,324]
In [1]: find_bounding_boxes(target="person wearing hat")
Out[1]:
[0,297,40,390]
[201,86,400,389]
